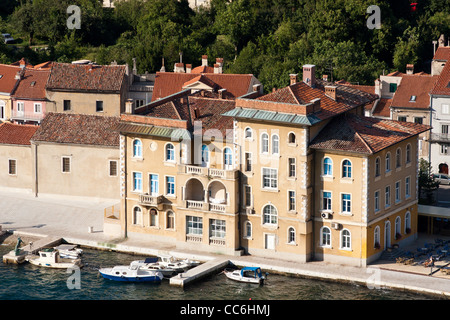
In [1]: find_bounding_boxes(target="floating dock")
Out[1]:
[2,235,63,264]
[170,258,229,288]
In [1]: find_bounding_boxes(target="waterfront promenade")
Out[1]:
[0,189,449,298]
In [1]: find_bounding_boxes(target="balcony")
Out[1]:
[181,165,238,180]
[430,133,450,143]
[182,178,229,214]
[139,194,164,209]
[11,110,44,123]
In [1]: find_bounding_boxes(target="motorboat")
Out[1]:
[54,244,83,259]
[130,258,177,277]
[26,248,83,269]
[224,267,267,284]
[99,262,164,282]
[157,254,200,272]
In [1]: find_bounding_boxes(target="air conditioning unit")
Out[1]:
[321,212,331,219]
[246,208,254,215]
[331,222,341,230]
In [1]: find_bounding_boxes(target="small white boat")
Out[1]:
[26,248,82,269]
[224,267,267,284]
[99,263,164,283]
[130,258,177,277]
[54,244,83,259]
[157,254,200,272]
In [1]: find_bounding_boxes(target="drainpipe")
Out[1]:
[124,135,128,238]
[33,142,38,197]
[428,95,433,170]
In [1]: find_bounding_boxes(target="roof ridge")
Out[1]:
[288,85,301,104]
[354,130,374,154]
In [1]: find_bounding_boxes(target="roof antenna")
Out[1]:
[179,51,183,63]
[160,57,166,72]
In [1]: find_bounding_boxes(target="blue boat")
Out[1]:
[99,263,164,282]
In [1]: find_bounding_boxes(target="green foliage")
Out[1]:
[418,159,440,205]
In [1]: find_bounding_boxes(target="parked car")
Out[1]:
[433,173,450,185]
[1,33,15,44]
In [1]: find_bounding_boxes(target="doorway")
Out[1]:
[384,221,391,249]
[265,233,276,250]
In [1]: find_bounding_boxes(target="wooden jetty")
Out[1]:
[2,235,63,264]
[170,258,229,288]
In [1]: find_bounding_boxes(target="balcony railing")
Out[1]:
[209,237,226,246]
[139,194,164,206]
[186,234,202,243]
[431,133,450,143]
[181,165,237,179]
[10,110,44,122]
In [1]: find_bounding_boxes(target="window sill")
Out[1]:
[340,178,354,184]
[164,161,176,167]
[261,188,279,193]
[385,170,392,177]
[339,212,353,217]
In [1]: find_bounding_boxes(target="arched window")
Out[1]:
[385,152,391,172]
[405,211,411,233]
[166,143,175,162]
[261,133,269,154]
[133,206,142,225]
[201,144,209,167]
[244,127,252,139]
[272,134,279,154]
[406,144,411,164]
[395,216,401,239]
[288,227,296,244]
[323,157,332,176]
[133,139,142,158]
[321,227,331,247]
[245,221,252,238]
[374,226,380,248]
[223,147,233,169]
[288,132,296,144]
[150,208,158,227]
[166,211,175,229]
[396,148,401,168]
[342,160,352,178]
[262,204,277,225]
[341,229,351,249]
[375,157,380,177]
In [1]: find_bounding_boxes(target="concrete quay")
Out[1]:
[0,190,449,298]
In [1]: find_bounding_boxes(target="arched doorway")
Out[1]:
[384,221,391,249]
[439,163,449,174]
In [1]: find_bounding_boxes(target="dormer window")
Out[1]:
[409,95,416,102]
[30,81,36,87]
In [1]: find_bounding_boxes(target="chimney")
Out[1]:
[322,74,328,82]
[214,63,222,74]
[289,74,298,85]
[194,107,200,119]
[186,64,192,73]
[125,99,134,114]
[218,88,226,99]
[160,57,166,72]
[202,55,208,67]
[15,71,22,80]
[19,58,26,69]
[325,85,337,100]
[132,57,137,75]
[303,64,316,87]
[438,34,445,47]
[216,58,223,66]
[174,62,185,73]
[374,78,381,97]
[310,98,321,113]
[406,64,414,74]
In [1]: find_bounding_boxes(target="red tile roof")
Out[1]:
[0,64,22,95]
[12,69,50,100]
[433,47,450,61]
[46,63,126,93]
[391,74,438,109]
[372,98,392,118]
[31,113,120,147]
[431,62,450,96]
[310,113,430,154]
[191,65,214,74]
[0,122,39,145]
[151,72,257,101]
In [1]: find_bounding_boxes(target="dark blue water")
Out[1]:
[0,244,438,300]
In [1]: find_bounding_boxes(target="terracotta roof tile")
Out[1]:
[433,47,450,61]
[46,62,126,93]
[310,113,430,154]
[391,74,438,109]
[431,62,450,96]
[0,64,21,94]
[0,122,39,145]
[31,113,120,147]
[13,69,50,100]
[372,98,392,118]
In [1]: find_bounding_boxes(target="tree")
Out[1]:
[418,159,439,205]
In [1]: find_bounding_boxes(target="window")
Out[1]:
[443,104,449,114]
[109,160,118,176]
[288,132,296,144]
[150,174,159,195]
[245,152,252,172]
[63,100,71,111]
[165,143,175,162]
[395,216,401,238]
[405,212,411,233]
[262,168,277,189]
[374,190,380,212]
[409,95,416,102]
[442,125,449,134]
[166,176,175,196]
[201,145,209,166]
[245,221,252,238]
[186,216,203,235]
[261,133,269,154]
[133,172,142,192]
[96,101,103,112]
[374,226,380,248]
[342,160,352,178]
[17,102,24,112]
[288,191,296,211]
[133,139,142,158]
[210,219,226,239]
[385,153,391,172]
[133,206,143,225]
[288,227,296,244]
[375,157,380,177]
[62,157,71,173]
[244,127,252,139]
[271,134,279,154]
[441,144,449,155]
[406,144,411,164]
[396,148,401,168]
[263,204,277,225]
[414,117,423,124]
[341,193,351,213]
[341,229,351,249]
[405,176,411,198]
[398,116,407,122]
[389,83,397,93]
[244,185,252,207]
[34,103,42,113]
[150,208,158,227]
[385,186,391,207]
[223,147,233,169]
[8,159,16,175]
[323,157,332,176]
[166,211,175,229]
[323,191,332,211]
[395,181,401,203]
[288,158,296,178]
[321,227,331,247]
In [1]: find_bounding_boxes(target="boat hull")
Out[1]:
[99,267,163,283]
[28,258,82,269]
[99,272,162,282]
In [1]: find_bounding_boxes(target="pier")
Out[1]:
[170,258,229,288]
[2,235,63,264]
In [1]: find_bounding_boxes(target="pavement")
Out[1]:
[1,189,450,298]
